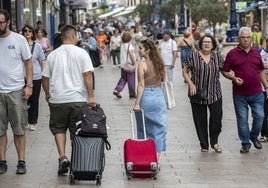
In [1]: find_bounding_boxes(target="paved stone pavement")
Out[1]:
[1,57,268,188]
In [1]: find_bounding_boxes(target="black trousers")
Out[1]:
[261,92,268,137]
[27,79,41,124]
[191,98,222,149]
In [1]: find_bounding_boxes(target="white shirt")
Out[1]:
[158,39,177,66]
[260,48,268,81]
[110,35,121,50]
[0,32,31,93]
[42,44,94,103]
[31,42,46,80]
[120,43,134,66]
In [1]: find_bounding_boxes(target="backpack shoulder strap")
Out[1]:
[31,42,36,54]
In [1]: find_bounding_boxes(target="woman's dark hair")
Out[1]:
[199,34,217,51]
[140,39,166,80]
[34,28,43,37]
[22,24,36,41]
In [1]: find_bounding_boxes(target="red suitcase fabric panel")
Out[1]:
[124,138,158,178]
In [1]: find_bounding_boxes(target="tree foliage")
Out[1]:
[135,3,153,20]
[186,0,229,25]
[159,0,229,25]
[135,0,229,27]
[159,0,179,19]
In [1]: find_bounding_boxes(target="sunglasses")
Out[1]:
[23,29,33,33]
[0,20,7,25]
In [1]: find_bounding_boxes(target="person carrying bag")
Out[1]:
[113,31,137,99]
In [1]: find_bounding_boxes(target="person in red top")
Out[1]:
[222,27,268,154]
[96,28,107,68]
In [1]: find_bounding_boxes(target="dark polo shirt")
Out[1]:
[223,46,264,96]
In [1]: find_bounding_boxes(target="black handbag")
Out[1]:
[75,104,107,138]
[188,88,208,103]
[89,49,101,67]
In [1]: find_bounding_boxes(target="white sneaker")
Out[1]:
[25,124,31,130]
[259,136,268,142]
[30,124,36,131]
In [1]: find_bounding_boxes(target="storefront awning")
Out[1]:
[259,2,268,9]
[98,7,125,19]
[125,6,136,12]
[238,1,264,13]
[112,6,136,18]
[112,10,133,17]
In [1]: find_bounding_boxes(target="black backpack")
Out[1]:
[75,104,111,150]
[75,104,107,138]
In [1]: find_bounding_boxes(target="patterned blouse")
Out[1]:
[186,51,224,105]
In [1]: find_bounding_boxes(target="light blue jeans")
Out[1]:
[233,92,264,147]
[165,65,173,82]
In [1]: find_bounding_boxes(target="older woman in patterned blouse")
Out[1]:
[182,34,224,153]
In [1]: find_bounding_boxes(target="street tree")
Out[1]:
[136,0,229,30]
[135,3,153,22]
[187,0,229,27]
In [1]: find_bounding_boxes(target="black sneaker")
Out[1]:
[240,145,249,154]
[58,156,70,175]
[0,161,7,174]
[250,138,262,149]
[16,161,26,174]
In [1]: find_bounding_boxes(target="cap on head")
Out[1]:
[163,30,172,36]
[83,28,93,34]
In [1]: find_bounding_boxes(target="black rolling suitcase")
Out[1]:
[69,136,110,185]
[69,104,111,185]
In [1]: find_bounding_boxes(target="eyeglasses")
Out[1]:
[23,29,33,33]
[240,36,251,40]
[0,20,7,25]
[203,41,212,44]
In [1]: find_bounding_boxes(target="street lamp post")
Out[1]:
[153,0,160,23]
[226,0,239,42]
[178,0,186,34]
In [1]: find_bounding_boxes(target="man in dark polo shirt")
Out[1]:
[222,27,268,154]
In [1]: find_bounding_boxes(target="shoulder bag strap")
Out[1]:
[183,39,192,50]
[31,42,36,55]
[126,43,133,65]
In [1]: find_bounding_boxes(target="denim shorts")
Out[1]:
[48,102,87,135]
[0,89,28,136]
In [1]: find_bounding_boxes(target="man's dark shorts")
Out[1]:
[48,102,87,135]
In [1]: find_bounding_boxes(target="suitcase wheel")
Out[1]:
[69,174,75,185]
[152,175,157,180]
[126,172,132,180]
[96,174,102,185]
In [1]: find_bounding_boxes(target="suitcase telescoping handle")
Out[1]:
[130,109,147,139]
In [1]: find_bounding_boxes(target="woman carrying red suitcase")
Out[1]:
[133,39,168,165]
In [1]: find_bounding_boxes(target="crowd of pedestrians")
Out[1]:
[2,7,268,179]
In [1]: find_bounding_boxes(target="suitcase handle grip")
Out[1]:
[130,109,147,139]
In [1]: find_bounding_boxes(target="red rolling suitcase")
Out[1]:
[124,110,158,180]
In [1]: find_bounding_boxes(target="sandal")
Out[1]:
[201,148,209,152]
[113,91,122,98]
[212,144,222,153]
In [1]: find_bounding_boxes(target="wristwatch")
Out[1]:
[26,82,33,88]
